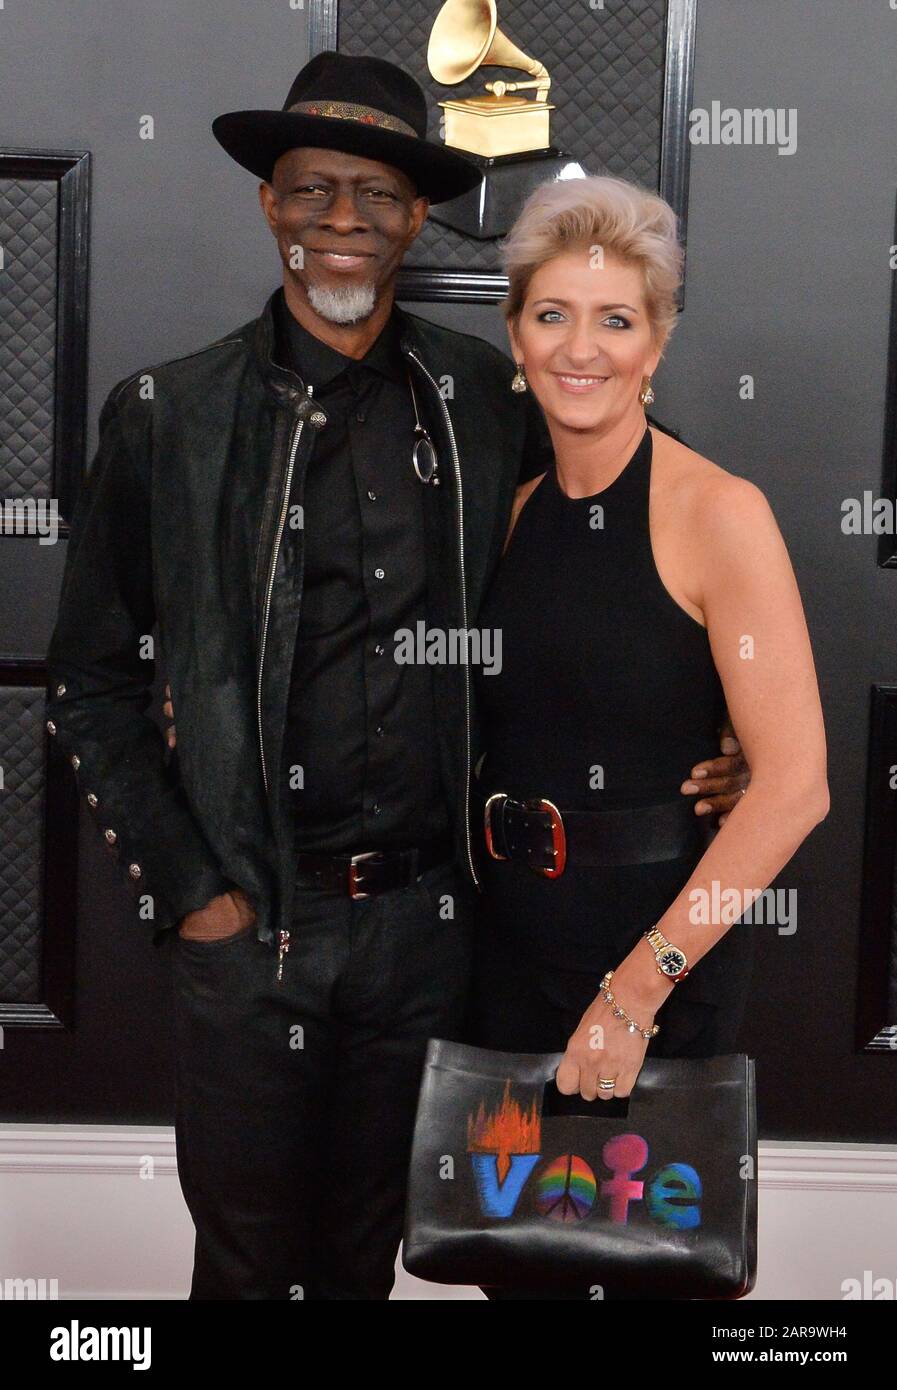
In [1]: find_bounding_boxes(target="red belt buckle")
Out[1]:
[347,850,382,900]
[484,793,509,861]
[525,797,566,878]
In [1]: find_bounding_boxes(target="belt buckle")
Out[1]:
[484,793,510,861]
[524,797,567,878]
[347,850,384,900]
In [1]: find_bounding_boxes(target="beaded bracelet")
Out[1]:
[600,970,660,1041]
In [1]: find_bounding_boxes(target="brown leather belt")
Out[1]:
[482,792,711,878]
[294,838,454,899]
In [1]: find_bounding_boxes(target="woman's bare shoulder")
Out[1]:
[648,427,770,527]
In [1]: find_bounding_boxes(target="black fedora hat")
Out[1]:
[212,50,482,205]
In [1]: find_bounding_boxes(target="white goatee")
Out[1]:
[306,282,377,325]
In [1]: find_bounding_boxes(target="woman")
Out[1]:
[468,175,828,1296]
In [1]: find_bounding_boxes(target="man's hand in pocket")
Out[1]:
[178,888,256,942]
[163,682,253,942]
[163,683,177,750]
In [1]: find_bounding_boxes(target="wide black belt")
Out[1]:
[481,791,711,877]
[294,837,454,899]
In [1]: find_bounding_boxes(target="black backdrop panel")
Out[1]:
[0,682,46,1001]
[878,187,897,566]
[0,150,90,531]
[857,685,897,1051]
[0,175,58,501]
[0,659,77,1029]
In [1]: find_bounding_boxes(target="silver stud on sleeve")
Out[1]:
[104,829,117,845]
[56,683,66,696]
[71,755,80,770]
[128,863,142,880]
[87,793,98,807]
[46,720,56,735]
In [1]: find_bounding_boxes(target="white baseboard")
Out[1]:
[1,1126,895,1300]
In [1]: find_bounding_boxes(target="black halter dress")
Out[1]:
[470,425,755,1057]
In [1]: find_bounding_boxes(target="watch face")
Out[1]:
[659,949,687,977]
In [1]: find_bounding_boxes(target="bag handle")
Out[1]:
[541,1078,632,1119]
[540,1053,655,1120]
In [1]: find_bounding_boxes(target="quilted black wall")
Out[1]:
[1,0,896,1145]
[0,179,58,500]
[0,683,49,1003]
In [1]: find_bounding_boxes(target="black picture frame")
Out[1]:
[879,187,897,567]
[0,148,91,537]
[309,0,697,305]
[0,657,78,1030]
[856,684,897,1051]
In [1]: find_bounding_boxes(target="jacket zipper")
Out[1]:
[257,412,304,795]
[405,349,480,890]
[257,391,308,981]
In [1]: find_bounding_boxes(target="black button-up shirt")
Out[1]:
[276,291,450,852]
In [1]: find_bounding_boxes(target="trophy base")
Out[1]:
[428,149,588,241]
[439,97,555,159]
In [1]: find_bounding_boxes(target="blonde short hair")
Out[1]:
[500,174,683,348]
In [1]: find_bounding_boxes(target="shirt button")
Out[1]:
[372,802,382,816]
[375,724,385,737]
[367,489,377,501]
[374,643,386,656]
[356,409,366,423]
[374,567,385,580]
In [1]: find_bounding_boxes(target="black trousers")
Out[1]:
[166,857,474,1300]
[468,920,754,1301]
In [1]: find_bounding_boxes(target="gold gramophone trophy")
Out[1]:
[426,0,584,238]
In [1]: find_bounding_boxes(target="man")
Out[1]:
[45,51,748,1299]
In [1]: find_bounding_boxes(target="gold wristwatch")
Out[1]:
[645,926,690,981]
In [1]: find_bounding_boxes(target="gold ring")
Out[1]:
[598,1078,616,1090]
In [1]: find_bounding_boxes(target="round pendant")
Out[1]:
[412,432,438,484]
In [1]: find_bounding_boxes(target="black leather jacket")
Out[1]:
[45,288,552,950]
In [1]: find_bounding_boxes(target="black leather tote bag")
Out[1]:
[403,1040,757,1298]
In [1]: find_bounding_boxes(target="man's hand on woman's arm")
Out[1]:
[680,712,750,826]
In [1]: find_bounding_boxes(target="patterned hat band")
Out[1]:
[286,99,419,139]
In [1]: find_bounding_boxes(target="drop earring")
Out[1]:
[639,375,655,406]
[511,362,527,394]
